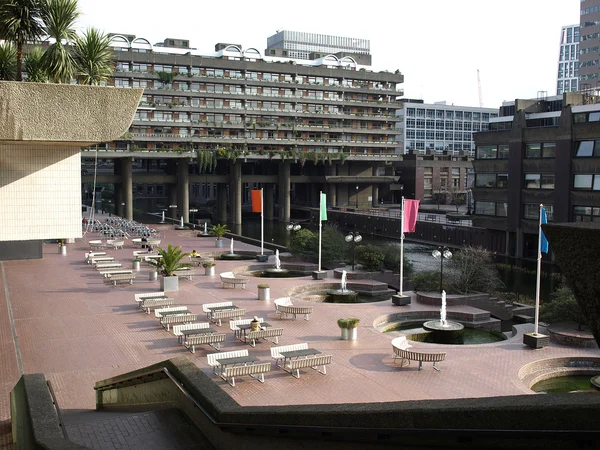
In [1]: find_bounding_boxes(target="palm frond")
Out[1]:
[0,41,17,80]
[40,0,78,83]
[24,46,46,81]
[73,27,114,85]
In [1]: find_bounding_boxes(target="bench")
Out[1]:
[207,350,248,374]
[245,327,283,347]
[173,322,210,341]
[184,333,226,353]
[230,317,264,338]
[103,273,136,286]
[211,308,246,326]
[393,348,446,371]
[173,269,196,281]
[425,214,437,222]
[202,302,233,319]
[284,354,332,379]
[85,252,106,261]
[100,269,133,277]
[274,297,313,321]
[270,343,309,368]
[106,239,125,249]
[161,313,197,331]
[135,291,166,307]
[223,362,271,387]
[141,298,175,314]
[88,240,105,250]
[96,263,123,270]
[155,306,188,318]
[90,257,114,265]
[219,272,249,289]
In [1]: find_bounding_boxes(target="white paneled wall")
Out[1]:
[0,145,82,241]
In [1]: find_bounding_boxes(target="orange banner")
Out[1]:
[251,189,262,213]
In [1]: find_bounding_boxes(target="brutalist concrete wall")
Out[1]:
[0,239,42,260]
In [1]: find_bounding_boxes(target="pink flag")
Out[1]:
[403,200,420,233]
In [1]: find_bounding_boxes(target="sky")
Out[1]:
[75,0,579,109]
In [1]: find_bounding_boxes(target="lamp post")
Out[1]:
[189,208,198,228]
[286,222,301,232]
[355,185,359,209]
[345,231,362,271]
[466,189,472,215]
[432,246,452,293]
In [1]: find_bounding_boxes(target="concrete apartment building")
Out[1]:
[580,0,600,90]
[557,24,580,95]
[82,34,405,224]
[472,92,600,257]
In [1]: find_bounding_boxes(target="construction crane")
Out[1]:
[477,69,483,107]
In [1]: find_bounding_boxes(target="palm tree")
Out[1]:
[73,28,113,85]
[0,41,17,80]
[23,46,46,81]
[0,0,46,81]
[40,0,78,83]
[149,244,191,277]
[209,223,230,241]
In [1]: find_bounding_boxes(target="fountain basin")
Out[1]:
[219,253,257,261]
[326,289,358,303]
[422,320,465,344]
[254,269,307,278]
[532,375,600,394]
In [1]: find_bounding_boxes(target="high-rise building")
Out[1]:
[579,0,600,90]
[266,30,371,66]
[557,24,579,94]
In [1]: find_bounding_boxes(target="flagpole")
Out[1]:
[534,203,543,335]
[399,196,405,296]
[318,190,323,272]
[260,188,264,256]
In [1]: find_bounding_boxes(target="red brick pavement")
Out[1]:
[0,223,598,435]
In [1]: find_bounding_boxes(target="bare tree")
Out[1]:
[448,246,503,294]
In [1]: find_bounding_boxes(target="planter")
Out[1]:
[132,261,141,271]
[59,245,67,256]
[312,270,326,280]
[256,254,269,263]
[523,332,549,349]
[160,275,179,292]
[340,327,358,341]
[149,271,158,281]
[204,266,216,276]
[215,239,224,248]
[258,287,271,301]
[392,294,411,306]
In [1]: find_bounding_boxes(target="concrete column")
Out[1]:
[310,183,320,207]
[372,165,379,207]
[278,161,290,223]
[515,228,523,259]
[168,185,177,220]
[505,230,510,257]
[178,159,189,223]
[122,157,133,220]
[264,184,274,221]
[230,161,242,225]
[216,184,228,224]
[115,185,123,217]
[326,165,336,207]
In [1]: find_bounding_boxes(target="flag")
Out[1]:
[540,207,549,254]
[320,192,327,221]
[251,189,262,213]
[403,199,420,233]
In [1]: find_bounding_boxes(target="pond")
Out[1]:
[531,375,600,394]
[384,322,506,345]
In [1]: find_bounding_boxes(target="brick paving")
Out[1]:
[0,220,599,446]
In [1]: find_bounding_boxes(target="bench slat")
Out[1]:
[284,354,332,378]
[223,362,271,387]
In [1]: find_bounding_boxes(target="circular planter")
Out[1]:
[258,287,271,301]
[204,266,216,276]
[59,245,67,256]
[132,261,141,271]
[215,239,224,248]
[149,271,158,281]
[340,327,358,341]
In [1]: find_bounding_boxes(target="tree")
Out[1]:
[0,0,46,81]
[449,246,503,294]
[0,41,17,80]
[148,244,191,277]
[446,184,466,213]
[23,46,46,81]
[40,0,79,83]
[541,284,587,331]
[73,27,113,85]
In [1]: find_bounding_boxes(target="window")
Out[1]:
[496,202,508,217]
[525,142,556,158]
[498,145,509,159]
[475,174,497,188]
[575,140,600,156]
[497,174,508,188]
[525,143,541,158]
[574,174,599,189]
[573,205,600,222]
[524,204,553,221]
[475,201,496,215]
[525,174,540,189]
[476,145,496,159]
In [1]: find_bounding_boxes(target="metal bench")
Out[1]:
[219,272,249,289]
[173,322,211,342]
[184,333,226,353]
[393,348,446,371]
[223,362,271,387]
[103,273,135,285]
[141,298,175,314]
[284,354,332,379]
[274,297,313,321]
[211,308,246,326]
[155,306,188,318]
[161,313,197,331]
[270,343,309,368]
[202,302,233,319]
[135,292,167,308]
[207,350,248,375]
[173,269,196,281]
[230,317,264,338]
[245,328,283,347]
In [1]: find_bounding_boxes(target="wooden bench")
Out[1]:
[270,343,309,368]
[274,297,313,321]
[161,313,197,331]
[223,362,271,387]
[90,257,114,265]
[230,317,264,338]
[135,292,166,308]
[155,306,188,318]
[207,350,248,375]
[219,272,249,289]
[184,333,226,353]
[95,263,123,270]
[107,239,125,249]
[85,252,106,261]
[104,273,135,285]
[202,302,233,319]
[245,327,283,347]
[141,298,175,314]
[211,308,246,326]
[393,348,446,371]
[173,269,196,281]
[284,354,332,379]
[173,322,210,341]
[100,269,133,277]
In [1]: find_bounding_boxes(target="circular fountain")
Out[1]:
[422,291,465,344]
[326,270,358,303]
[263,249,291,276]
[219,238,255,261]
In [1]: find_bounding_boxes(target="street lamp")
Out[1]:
[286,222,301,232]
[432,246,452,293]
[345,231,362,271]
[189,208,198,227]
[355,185,359,209]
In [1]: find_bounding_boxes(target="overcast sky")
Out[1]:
[75,0,578,109]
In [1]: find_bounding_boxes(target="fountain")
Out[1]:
[423,290,465,344]
[180,216,184,227]
[220,238,253,260]
[204,223,207,235]
[230,238,234,255]
[264,249,291,276]
[326,270,358,303]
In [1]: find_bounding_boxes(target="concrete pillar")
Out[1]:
[168,185,177,220]
[178,159,190,223]
[310,183,320,207]
[515,228,523,259]
[216,184,228,224]
[505,230,510,257]
[122,157,133,220]
[264,184,274,221]
[278,161,290,223]
[230,161,242,225]
[115,185,123,217]
[372,165,379,207]
[326,165,336,207]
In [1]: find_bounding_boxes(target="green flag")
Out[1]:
[320,192,327,221]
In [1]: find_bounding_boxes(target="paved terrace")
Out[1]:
[1,221,599,446]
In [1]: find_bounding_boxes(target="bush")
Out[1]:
[382,243,413,273]
[448,246,503,294]
[321,225,347,266]
[411,271,444,292]
[337,318,360,328]
[289,228,316,258]
[355,244,385,271]
[541,284,587,330]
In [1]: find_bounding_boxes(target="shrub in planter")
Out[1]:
[209,223,230,241]
[258,283,270,289]
[355,244,385,271]
[258,283,270,300]
[382,243,413,273]
[148,244,191,276]
[337,317,360,340]
[202,261,216,268]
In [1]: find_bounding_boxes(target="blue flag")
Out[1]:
[540,207,549,254]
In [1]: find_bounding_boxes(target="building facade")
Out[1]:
[580,0,600,89]
[472,92,600,258]
[557,24,580,95]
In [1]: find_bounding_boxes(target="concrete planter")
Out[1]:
[160,275,179,292]
[149,271,158,281]
[132,261,141,271]
[59,245,67,256]
[312,270,327,280]
[215,239,224,248]
[392,294,411,306]
[523,332,549,349]
[204,266,216,276]
[340,327,358,341]
[256,254,269,263]
[258,287,270,301]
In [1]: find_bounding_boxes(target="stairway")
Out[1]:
[62,408,214,450]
